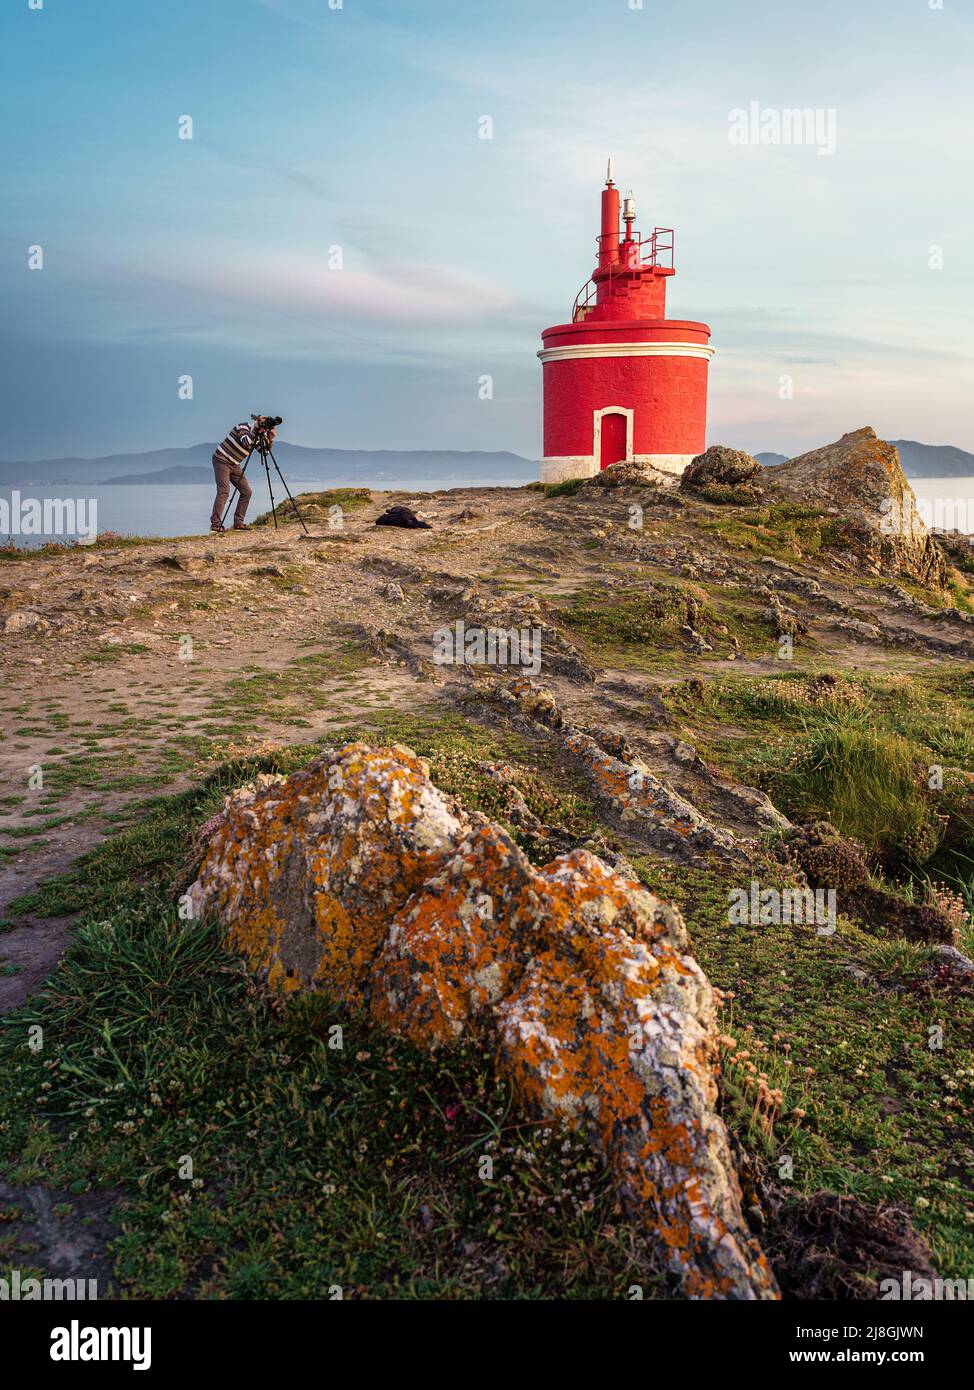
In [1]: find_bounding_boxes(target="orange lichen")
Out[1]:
[370,823,537,1046]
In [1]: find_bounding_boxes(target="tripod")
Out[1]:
[220,439,309,534]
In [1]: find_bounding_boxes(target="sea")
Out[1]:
[0,475,972,549]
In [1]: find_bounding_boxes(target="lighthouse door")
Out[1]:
[599,412,628,470]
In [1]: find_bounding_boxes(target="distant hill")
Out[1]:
[100,465,214,485]
[889,440,974,478]
[752,440,974,478]
[0,445,219,487]
[0,444,536,488]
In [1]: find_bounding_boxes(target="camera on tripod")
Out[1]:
[251,414,283,447]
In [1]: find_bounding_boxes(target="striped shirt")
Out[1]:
[214,421,256,468]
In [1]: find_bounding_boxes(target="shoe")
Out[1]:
[210,523,227,533]
[233,523,249,531]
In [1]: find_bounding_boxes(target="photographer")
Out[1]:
[210,417,278,532]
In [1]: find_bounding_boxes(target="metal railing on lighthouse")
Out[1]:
[572,227,675,322]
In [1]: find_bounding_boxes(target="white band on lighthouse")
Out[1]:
[539,453,699,483]
[537,341,716,364]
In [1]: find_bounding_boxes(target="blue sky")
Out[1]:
[1,0,972,461]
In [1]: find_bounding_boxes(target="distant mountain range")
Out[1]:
[0,444,536,488]
[99,465,216,486]
[1,437,971,488]
[755,440,974,478]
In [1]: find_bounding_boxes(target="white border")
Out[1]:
[593,405,633,467]
[538,341,715,364]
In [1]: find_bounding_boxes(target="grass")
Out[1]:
[637,856,974,1281]
[0,533,172,563]
[3,506,973,1298]
[220,642,372,720]
[696,483,761,506]
[543,479,585,499]
[554,578,781,667]
[663,667,974,870]
[774,723,947,863]
[557,581,694,646]
[81,643,151,665]
[696,501,868,566]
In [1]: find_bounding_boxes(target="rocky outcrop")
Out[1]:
[934,943,974,981]
[680,446,763,492]
[190,745,469,1001]
[767,428,948,589]
[461,591,596,683]
[562,727,740,859]
[501,676,745,862]
[761,586,808,640]
[189,742,778,1299]
[3,609,44,635]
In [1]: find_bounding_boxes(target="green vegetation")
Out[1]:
[696,483,760,506]
[3,699,972,1294]
[543,478,585,498]
[81,643,151,665]
[0,533,173,563]
[557,581,694,646]
[777,725,945,862]
[663,667,974,875]
[640,857,974,1282]
[696,501,862,566]
[223,642,372,719]
[4,502,973,1300]
[554,578,781,666]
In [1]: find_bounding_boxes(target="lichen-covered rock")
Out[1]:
[563,729,741,860]
[504,676,742,861]
[188,742,469,1000]
[680,446,762,492]
[189,743,777,1298]
[507,674,564,728]
[766,428,948,589]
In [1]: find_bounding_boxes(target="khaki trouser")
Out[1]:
[211,455,252,527]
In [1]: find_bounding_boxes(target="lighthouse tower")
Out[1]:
[539,161,713,483]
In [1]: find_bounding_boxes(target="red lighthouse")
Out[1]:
[539,161,713,483]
